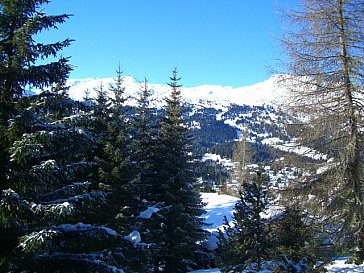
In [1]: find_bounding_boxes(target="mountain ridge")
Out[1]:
[66,74,288,108]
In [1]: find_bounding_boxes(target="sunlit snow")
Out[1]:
[188,193,364,273]
[55,74,288,109]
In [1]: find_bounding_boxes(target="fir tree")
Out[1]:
[150,68,206,272]
[0,0,73,186]
[270,208,313,264]
[217,167,269,272]
[0,90,131,272]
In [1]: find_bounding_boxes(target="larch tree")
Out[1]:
[279,0,364,261]
[232,125,251,194]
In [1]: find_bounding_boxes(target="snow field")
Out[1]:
[189,193,364,273]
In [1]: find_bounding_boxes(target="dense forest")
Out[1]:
[0,0,363,273]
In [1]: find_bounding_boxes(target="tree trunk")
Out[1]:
[337,0,364,260]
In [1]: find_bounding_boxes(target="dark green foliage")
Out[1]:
[217,167,270,272]
[0,0,73,99]
[0,2,73,269]
[0,0,73,186]
[269,208,313,264]
[130,77,157,196]
[146,68,207,272]
[0,90,126,272]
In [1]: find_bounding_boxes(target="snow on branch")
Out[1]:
[40,181,92,201]
[41,190,110,206]
[1,188,110,225]
[55,222,118,237]
[37,252,125,273]
[138,205,160,219]
[1,188,75,220]
[19,223,121,254]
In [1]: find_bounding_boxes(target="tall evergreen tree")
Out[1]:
[217,167,269,272]
[131,77,157,197]
[102,69,134,234]
[0,91,130,272]
[0,1,73,270]
[0,0,73,185]
[128,77,161,272]
[149,68,206,272]
[279,0,364,260]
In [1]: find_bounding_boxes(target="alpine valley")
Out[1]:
[61,75,324,194]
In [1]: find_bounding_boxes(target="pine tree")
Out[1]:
[0,90,131,272]
[270,208,313,263]
[0,0,73,186]
[217,167,269,272]
[0,1,74,270]
[148,68,206,272]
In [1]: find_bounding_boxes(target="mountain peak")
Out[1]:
[65,74,286,108]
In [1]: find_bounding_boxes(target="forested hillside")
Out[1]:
[1,0,363,273]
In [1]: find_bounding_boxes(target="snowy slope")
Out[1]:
[191,193,364,273]
[65,74,287,108]
[201,193,239,250]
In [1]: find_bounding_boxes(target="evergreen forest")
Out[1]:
[0,0,363,272]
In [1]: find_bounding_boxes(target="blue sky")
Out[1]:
[41,0,298,87]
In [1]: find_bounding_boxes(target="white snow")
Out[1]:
[189,193,364,273]
[56,223,118,237]
[125,230,141,244]
[262,138,327,160]
[139,206,160,219]
[49,74,289,110]
[324,257,364,273]
[200,193,239,250]
[202,153,233,168]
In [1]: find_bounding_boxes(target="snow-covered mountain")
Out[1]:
[66,74,288,108]
[65,74,326,194]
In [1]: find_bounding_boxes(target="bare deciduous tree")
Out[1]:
[279,0,364,261]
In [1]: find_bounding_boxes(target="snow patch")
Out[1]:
[125,230,141,244]
[139,206,160,219]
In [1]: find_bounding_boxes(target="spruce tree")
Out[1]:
[150,68,206,272]
[0,1,73,270]
[0,0,73,185]
[130,77,159,201]
[101,68,135,234]
[217,167,269,272]
[128,77,161,271]
[0,90,130,272]
[270,208,313,263]
[88,71,146,272]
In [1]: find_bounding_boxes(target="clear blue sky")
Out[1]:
[41,0,298,87]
